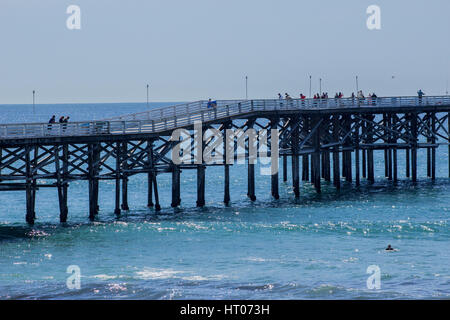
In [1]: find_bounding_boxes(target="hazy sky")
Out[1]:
[0,0,449,104]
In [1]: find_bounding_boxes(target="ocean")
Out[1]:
[0,103,449,299]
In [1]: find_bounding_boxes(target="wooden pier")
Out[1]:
[0,96,449,224]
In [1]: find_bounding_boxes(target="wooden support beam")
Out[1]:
[55,146,67,223]
[25,146,34,225]
[114,142,121,215]
[283,154,288,182]
[321,149,325,179]
[386,113,393,181]
[291,117,300,198]
[411,113,418,182]
[362,121,367,179]
[393,146,398,182]
[88,144,96,221]
[93,143,100,214]
[406,148,410,178]
[323,151,331,182]
[312,116,321,193]
[147,140,154,207]
[303,118,310,183]
[248,161,256,201]
[332,116,340,189]
[197,165,206,207]
[171,166,181,207]
[426,113,431,178]
[302,155,309,181]
[270,119,279,200]
[384,114,389,178]
[62,145,69,220]
[392,115,398,182]
[354,121,360,187]
[342,145,346,179]
[367,116,375,183]
[153,172,161,211]
[121,142,129,211]
[224,163,230,205]
[431,112,436,181]
[223,123,231,205]
[345,116,352,183]
[32,146,38,220]
[247,121,256,202]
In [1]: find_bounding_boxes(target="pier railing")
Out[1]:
[1,96,449,140]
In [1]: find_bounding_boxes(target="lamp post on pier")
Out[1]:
[309,75,312,98]
[146,84,149,108]
[32,90,35,115]
[245,76,248,100]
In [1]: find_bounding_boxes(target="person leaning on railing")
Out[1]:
[62,116,70,133]
[47,115,56,133]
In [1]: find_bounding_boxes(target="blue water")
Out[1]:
[0,103,449,299]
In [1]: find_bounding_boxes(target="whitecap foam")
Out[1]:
[135,268,183,280]
[92,274,118,280]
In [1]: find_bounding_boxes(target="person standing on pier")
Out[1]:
[58,116,65,133]
[278,93,283,108]
[63,116,70,132]
[285,93,292,107]
[357,90,365,106]
[300,93,306,106]
[47,115,56,132]
[371,92,378,106]
[418,89,425,104]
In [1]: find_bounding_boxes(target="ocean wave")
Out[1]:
[134,267,226,282]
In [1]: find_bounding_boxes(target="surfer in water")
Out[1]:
[386,244,395,251]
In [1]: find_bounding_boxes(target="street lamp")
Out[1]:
[245,76,248,100]
[356,76,359,93]
[32,90,35,114]
[146,84,149,108]
[319,78,322,96]
[309,75,312,98]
